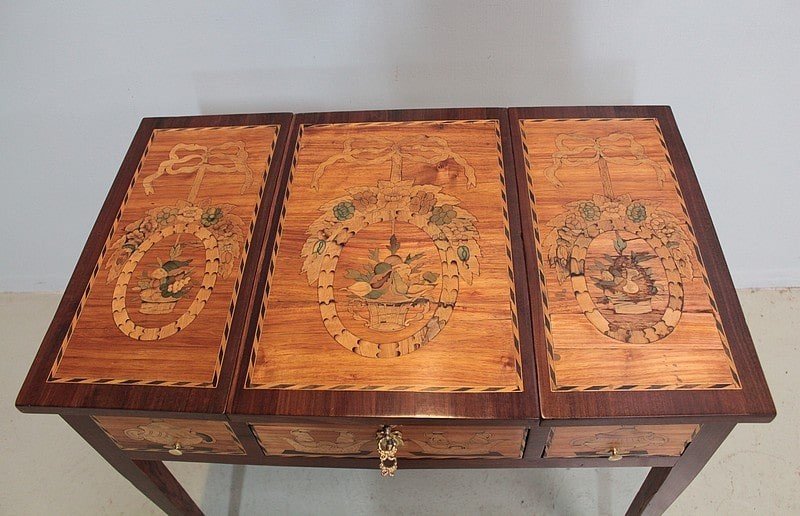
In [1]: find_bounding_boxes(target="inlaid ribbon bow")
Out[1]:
[144,141,253,202]
[311,135,476,190]
[544,132,665,190]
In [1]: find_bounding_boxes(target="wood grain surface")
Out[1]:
[231,108,538,421]
[17,113,293,415]
[94,416,246,454]
[509,106,775,422]
[247,119,521,392]
[251,423,526,459]
[520,117,738,392]
[543,424,698,458]
[49,126,279,387]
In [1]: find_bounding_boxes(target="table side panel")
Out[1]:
[17,113,293,415]
[519,117,738,392]
[49,125,280,387]
[508,105,775,422]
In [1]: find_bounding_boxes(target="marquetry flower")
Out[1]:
[155,207,178,226]
[410,191,436,214]
[113,248,133,267]
[563,213,585,232]
[215,219,237,238]
[626,202,647,223]
[351,190,378,211]
[179,205,203,220]
[201,207,224,227]
[577,201,600,221]
[138,216,158,234]
[647,215,667,231]
[658,224,677,240]
[603,200,626,219]
[377,183,407,212]
[429,204,457,226]
[220,243,234,267]
[333,201,355,221]
[124,230,145,250]
[446,219,478,240]
[554,238,571,262]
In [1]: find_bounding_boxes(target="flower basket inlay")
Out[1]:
[542,133,696,344]
[301,135,482,358]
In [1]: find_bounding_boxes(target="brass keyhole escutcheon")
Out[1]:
[376,426,403,477]
[607,447,623,461]
[168,442,183,456]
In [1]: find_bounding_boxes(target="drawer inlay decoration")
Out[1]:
[93,417,246,455]
[247,120,522,392]
[520,118,740,392]
[251,423,526,459]
[49,125,279,387]
[543,424,699,458]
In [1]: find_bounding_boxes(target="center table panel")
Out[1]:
[246,116,523,392]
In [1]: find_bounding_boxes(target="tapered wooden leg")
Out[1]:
[62,415,203,516]
[625,423,735,516]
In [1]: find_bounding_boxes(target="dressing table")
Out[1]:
[17,106,774,515]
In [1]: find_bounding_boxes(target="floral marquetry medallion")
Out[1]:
[520,118,741,392]
[247,120,523,392]
[49,125,280,387]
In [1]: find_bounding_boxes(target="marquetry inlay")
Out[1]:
[251,423,526,459]
[49,125,279,387]
[520,118,740,392]
[94,416,246,455]
[543,424,699,458]
[247,120,523,392]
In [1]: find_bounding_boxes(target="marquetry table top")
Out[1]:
[17,107,773,425]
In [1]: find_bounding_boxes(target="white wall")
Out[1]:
[1,0,798,291]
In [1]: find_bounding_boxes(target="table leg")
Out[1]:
[62,415,203,516]
[625,422,735,516]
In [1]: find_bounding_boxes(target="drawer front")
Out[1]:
[93,416,246,455]
[251,423,527,459]
[543,424,699,459]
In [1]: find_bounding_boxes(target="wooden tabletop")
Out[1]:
[16,107,774,426]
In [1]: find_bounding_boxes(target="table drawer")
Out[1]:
[93,416,246,456]
[251,423,527,459]
[543,424,699,460]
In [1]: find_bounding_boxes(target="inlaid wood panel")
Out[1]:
[543,424,699,458]
[246,120,522,392]
[49,125,279,387]
[251,423,526,459]
[93,416,246,455]
[519,118,740,392]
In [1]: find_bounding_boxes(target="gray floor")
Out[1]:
[1,289,797,515]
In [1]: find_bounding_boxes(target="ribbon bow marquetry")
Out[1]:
[544,132,665,197]
[144,141,254,202]
[311,134,476,190]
